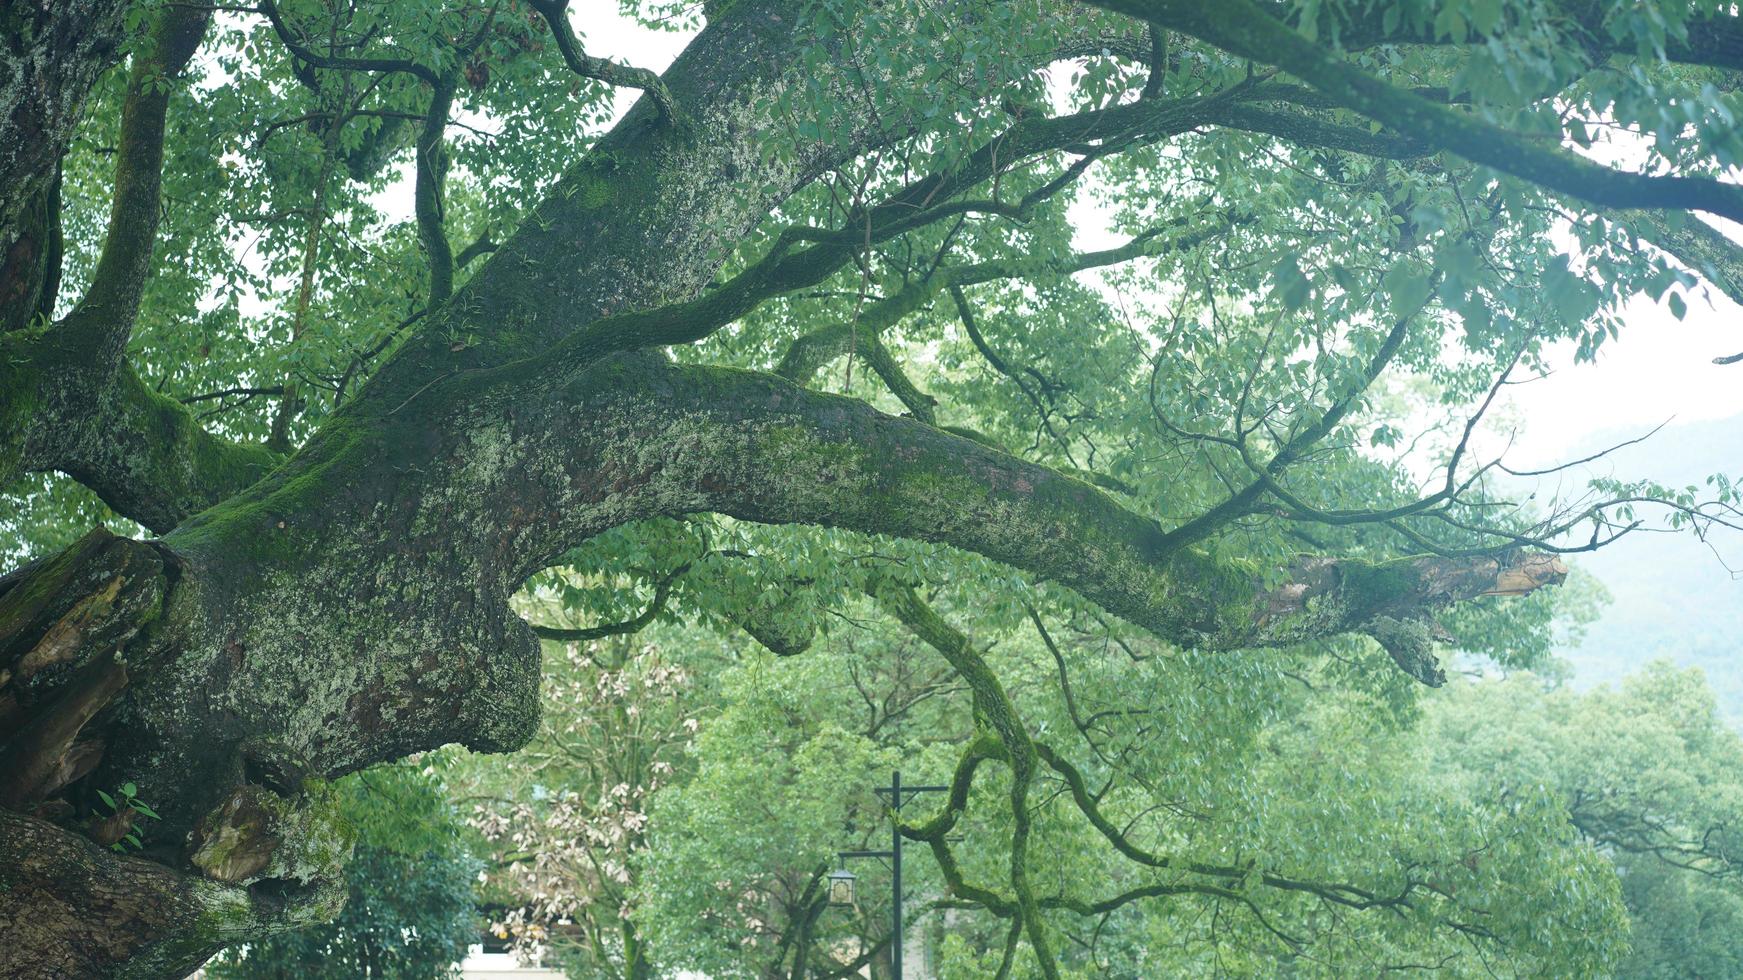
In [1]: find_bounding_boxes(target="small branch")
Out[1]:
[527,0,677,123]
[455,230,497,269]
[857,333,937,424]
[527,563,689,643]
[178,385,286,405]
[259,0,439,85]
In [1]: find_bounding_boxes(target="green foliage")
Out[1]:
[205,765,480,980]
[462,588,1680,977]
[93,781,161,853]
[10,0,1743,974]
[1425,663,1743,978]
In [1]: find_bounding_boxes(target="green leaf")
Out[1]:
[1382,259,1433,318]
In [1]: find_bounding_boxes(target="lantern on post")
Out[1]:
[828,771,949,979]
[827,867,858,908]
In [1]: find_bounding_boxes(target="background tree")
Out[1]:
[462,588,707,980]
[2,0,1741,975]
[1426,664,1743,980]
[205,764,482,980]
[479,586,1743,977]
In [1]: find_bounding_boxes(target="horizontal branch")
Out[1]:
[493,355,1565,681]
[259,0,440,85]
[1091,0,1743,223]
[1207,101,1431,159]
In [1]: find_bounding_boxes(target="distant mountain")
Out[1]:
[1538,414,1743,725]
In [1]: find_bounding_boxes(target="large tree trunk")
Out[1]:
[0,528,350,975]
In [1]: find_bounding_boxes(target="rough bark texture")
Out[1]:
[0,0,129,259]
[0,807,343,978]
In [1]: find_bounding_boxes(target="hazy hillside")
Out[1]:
[1545,414,1743,725]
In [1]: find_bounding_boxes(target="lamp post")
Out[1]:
[832,770,947,979]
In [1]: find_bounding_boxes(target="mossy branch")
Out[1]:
[875,581,1060,977]
[528,0,678,123]
[416,80,457,306]
[508,357,1565,683]
[57,366,281,533]
[49,4,211,371]
[1091,0,1743,223]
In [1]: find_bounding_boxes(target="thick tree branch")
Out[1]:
[3,326,279,533]
[0,168,63,336]
[484,355,1565,682]
[1208,101,1431,159]
[1087,0,1743,223]
[0,0,129,269]
[359,3,1184,395]
[54,367,281,534]
[49,4,211,371]
[527,96,1237,380]
[0,807,342,979]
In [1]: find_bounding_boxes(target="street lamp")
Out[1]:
[833,770,947,980]
[827,867,858,908]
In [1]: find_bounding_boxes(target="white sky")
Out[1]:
[1498,277,1741,460]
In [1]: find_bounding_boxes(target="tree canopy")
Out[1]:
[1,0,1740,975]
[456,617,1742,977]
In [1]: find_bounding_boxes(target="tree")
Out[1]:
[2,0,1741,974]
[203,764,482,980]
[1424,664,1743,979]
[463,611,705,980]
[490,587,1637,977]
